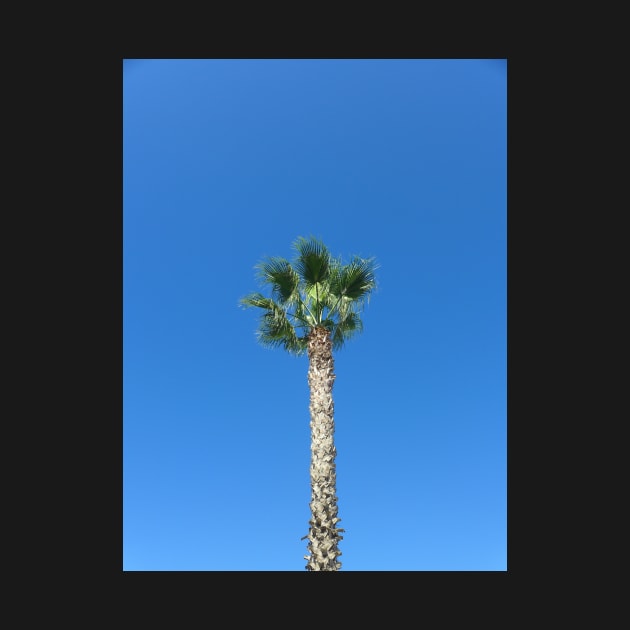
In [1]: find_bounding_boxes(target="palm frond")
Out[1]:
[293,236,331,288]
[239,292,275,310]
[331,312,363,350]
[330,256,378,301]
[255,257,300,304]
[252,301,307,356]
[258,310,307,355]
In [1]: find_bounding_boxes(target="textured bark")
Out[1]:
[303,326,344,570]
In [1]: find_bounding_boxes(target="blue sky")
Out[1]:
[123,58,507,571]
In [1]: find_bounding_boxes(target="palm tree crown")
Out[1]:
[240,236,378,353]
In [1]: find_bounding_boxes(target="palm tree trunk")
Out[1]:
[303,326,343,570]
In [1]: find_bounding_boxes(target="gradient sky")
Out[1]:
[123,58,507,571]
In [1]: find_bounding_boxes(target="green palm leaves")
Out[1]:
[240,236,378,355]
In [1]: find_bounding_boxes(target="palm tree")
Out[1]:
[240,236,378,571]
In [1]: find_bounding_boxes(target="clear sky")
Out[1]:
[123,58,507,571]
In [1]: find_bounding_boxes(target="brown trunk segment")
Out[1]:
[303,326,343,570]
